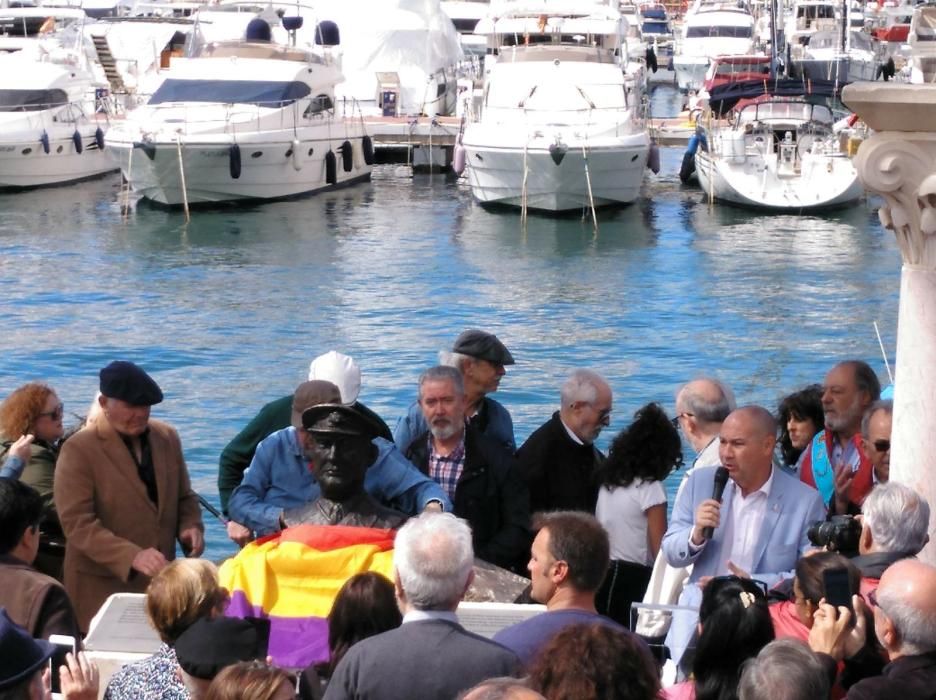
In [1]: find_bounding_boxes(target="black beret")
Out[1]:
[452,330,515,365]
[302,403,383,439]
[99,361,163,406]
[174,617,270,681]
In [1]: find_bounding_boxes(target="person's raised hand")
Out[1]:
[691,499,720,546]
[808,599,853,659]
[9,433,35,462]
[60,652,99,700]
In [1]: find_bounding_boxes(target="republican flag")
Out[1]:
[220,524,396,668]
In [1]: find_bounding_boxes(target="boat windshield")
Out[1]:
[686,25,753,38]
[0,88,69,111]
[148,79,311,106]
[737,100,833,124]
[642,20,670,34]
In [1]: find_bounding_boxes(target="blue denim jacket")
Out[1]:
[228,427,451,535]
[393,396,516,454]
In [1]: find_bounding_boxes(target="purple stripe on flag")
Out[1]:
[226,590,329,669]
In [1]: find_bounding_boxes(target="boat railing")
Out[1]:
[128,94,360,136]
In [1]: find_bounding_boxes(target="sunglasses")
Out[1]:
[38,403,64,421]
[872,440,891,453]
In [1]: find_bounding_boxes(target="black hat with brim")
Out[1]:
[302,403,383,440]
[0,608,55,690]
[452,330,515,365]
[99,361,164,406]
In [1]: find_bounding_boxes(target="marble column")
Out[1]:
[842,83,936,566]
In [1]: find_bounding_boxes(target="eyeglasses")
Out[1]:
[868,588,879,608]
[872,440,891,453]
[38,403,64,421]
[671,413,693,429]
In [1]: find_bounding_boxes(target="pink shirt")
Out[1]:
[663,681,696,700]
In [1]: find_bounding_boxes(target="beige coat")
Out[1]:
[53,416,203,631]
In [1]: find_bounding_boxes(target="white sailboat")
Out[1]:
[105,5,372,205]
[694,78,862,210]
[461,0,651,213]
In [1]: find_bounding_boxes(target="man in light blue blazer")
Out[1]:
[662,405,826,664]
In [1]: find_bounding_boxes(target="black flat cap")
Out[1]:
[453,330,515,365]
[174,617,270,681]
[302,403,383,439]
[99,361,163,406]
[0,608,55,690]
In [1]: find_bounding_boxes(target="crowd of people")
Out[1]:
[1,328,934,700]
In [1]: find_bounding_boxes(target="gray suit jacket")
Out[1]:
[323,618,520,700]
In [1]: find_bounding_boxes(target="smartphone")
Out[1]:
[822,567,854,614]
[48,634,76,698]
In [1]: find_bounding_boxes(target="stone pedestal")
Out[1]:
[842,83,936,566]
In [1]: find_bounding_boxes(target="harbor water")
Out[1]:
[0,88,901,561]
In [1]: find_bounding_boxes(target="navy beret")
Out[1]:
[0,608,55,690]
[452,330,515,365]
[99,361,163,406]
[174,617,270,681]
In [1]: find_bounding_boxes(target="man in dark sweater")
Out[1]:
[323,512,520,700]
[516,369,612,514]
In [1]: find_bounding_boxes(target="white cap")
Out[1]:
[308,351,361,405]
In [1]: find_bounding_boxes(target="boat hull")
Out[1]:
[107,132,372,205]
[0,124,115,188]
[694,148,863,210]
[463,136,650,212]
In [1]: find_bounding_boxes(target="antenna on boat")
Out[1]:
[874,320,895,384]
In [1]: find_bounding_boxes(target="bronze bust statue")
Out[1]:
[282,403,406,530]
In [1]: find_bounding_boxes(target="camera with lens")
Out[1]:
[807,515,862,557]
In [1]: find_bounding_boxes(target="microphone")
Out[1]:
[702,466,730,541]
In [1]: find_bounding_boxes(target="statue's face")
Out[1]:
[306,432,374,501]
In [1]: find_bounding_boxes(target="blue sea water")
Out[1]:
[0,91,901,561]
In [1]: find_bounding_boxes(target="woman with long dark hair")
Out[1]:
[595,403,683,625]
[776,385,824,471]
[664,576,775,700]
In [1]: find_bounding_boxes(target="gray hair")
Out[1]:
[861,399,893,438]
[418,365,465,397]
[676,377,736,425]
[738,640,829,700]
[560,369,607,408]
[878,580,936,655]
[863,482,930,555]
[394,512,474,610]
[457,678,542,700]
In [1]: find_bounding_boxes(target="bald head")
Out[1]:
[877,559,936,656]
[719,406,777,495]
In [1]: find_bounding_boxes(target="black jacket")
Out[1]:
[516,412,603,514]
[406,425,531,572]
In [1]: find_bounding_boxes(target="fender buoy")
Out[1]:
[291,138,302,171]
[72,131,83,154]
[229,143,241,179]
[678,150,696,184]
[325,150,337,184]
[647,142,660,174]
[452,143,466,175]
[40,130,50,154]
[362,135,374,165]
[339,140,353,172]
[95,127,105,150]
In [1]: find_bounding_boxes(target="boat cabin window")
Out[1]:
[148,79,311,106]
[0,15,47,37]
[642,20,670,34]
[0,88,68,111]
[303,93,333,116]
[685,25,753,38]
[796,4,835,19]
[736,101,833,125]
[714,60,769,75]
